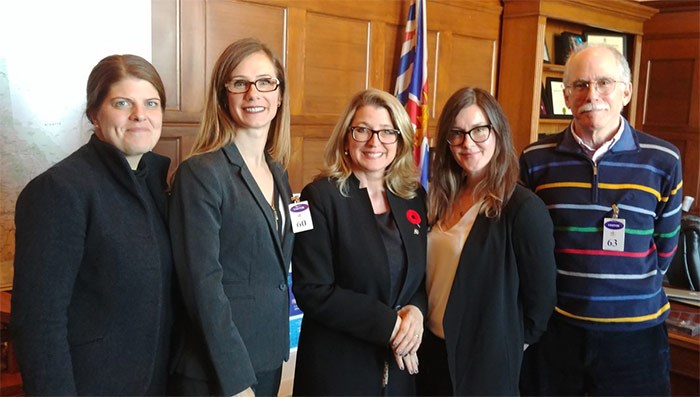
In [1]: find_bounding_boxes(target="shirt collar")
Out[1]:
[569,115,625,161]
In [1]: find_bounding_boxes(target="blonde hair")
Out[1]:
[318,88,419,199]
[189,38,290,167]
[428,87,519,224]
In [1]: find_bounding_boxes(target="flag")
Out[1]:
[395,0,429,190]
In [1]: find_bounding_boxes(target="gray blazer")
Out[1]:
[169,143,293,395]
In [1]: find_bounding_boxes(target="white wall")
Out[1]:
[0,0,152,289]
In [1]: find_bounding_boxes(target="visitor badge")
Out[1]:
[289,200,313,233]
[602,204,625,251]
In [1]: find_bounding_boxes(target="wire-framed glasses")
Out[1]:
[565,78,624,96]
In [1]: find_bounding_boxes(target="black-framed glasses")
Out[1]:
[349,126,401,144]
[447,124,492,146]
[565,78,624,96]
[225,77,280,94]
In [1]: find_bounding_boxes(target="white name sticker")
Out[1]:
[289,200,314,233]
[602,217,626,252]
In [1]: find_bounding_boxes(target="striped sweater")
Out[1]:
[520,119,683,331]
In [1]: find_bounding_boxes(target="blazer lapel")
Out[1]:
[270,160,294,272]
[444,213,488,340]
[222,143,289,273]
[387,192,425,305]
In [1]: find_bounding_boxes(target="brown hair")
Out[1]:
[189,38,291,167]
[319,88,419,199]
[428,87,519,224]
[85,54,166,124]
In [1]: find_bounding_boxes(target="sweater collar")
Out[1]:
[558,117,639,155]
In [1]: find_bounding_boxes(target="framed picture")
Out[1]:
[585,32,627,59]
[543,40,551,63]
[555,32,584,65]
[544,77,572,119]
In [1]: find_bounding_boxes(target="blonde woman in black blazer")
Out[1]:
[168,38,292,397]
[417,87,556,395]
[292,88,427,396]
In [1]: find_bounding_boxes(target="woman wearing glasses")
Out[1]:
[416,87,557,395]
[291,88,427,396]
[168,38,292,397]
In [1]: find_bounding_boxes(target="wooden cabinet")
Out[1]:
[497,0,657,154]
[668,301,700,396]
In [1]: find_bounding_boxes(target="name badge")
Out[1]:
[602,217,625,252]
[289,200,314,233]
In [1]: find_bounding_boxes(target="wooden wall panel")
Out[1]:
[303,13,369,115]
[301,138,328,187]
[151,0,179,111]
[643,58,694,126]
[448,35,497,94]
[381,22,403,93]
[636,3,700,215]
[153,124,199,183]
[205,1,287,85]
[151,0,503,192]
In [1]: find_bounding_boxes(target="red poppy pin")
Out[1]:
[406,209,421,227]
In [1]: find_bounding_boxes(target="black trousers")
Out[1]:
[169,365,282,397]
[415,330,453,396]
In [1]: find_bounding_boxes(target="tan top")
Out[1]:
[426,201,481,338]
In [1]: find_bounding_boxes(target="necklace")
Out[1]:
[271,203,278,223]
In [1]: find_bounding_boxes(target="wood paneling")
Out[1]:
[635,2,700,215]
[151,0,179,110]
[644,59,694,126]
[301,138,327,188]
[449,35,497,93]
[302,13,369,114]
[205,1,287,82]
[151,0,502,192]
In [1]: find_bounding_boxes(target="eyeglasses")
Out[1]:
[225,77,280,94]
[565,78,624,96]
[447,124,492,146]
[349,126,401,144]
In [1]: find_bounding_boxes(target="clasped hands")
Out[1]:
[389,305,423,375]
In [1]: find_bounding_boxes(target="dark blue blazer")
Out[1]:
[12,135,173,396]
[168,143,293,395]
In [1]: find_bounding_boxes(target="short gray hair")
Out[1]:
[563,42,631,85]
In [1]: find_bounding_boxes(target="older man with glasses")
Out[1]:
[519,43,683,396]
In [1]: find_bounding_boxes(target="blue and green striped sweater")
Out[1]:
[520,119,683,331]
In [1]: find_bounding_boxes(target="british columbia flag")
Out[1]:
[394,0,429,190]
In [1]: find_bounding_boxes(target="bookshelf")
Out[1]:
[497,0,657,153]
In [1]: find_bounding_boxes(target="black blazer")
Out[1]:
[11,135,173,396]
[168,143,293,395]
[292,176,428,396]
[442,185,557,395]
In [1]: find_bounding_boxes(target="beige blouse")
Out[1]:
[426,202,481,339]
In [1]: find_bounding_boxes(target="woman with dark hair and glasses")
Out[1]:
[416,87,557,395]
[168,38,292,397]
[291,88,427,396]
[12,54,173,395]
